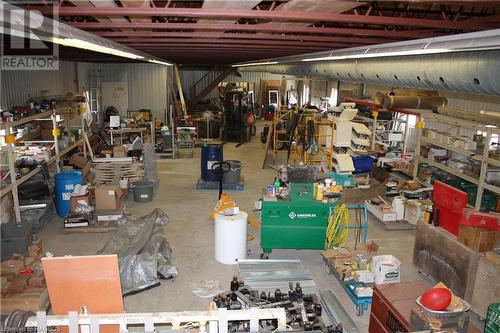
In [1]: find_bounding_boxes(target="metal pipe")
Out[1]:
[237,30,500,96]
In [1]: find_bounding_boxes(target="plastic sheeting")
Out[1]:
[98,208,178,296]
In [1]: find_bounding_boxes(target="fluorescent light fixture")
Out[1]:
[302,48,451,62]
[52,37,144,60]
[148,59,173,66]
[233,61,279,68]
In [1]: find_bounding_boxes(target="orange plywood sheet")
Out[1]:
[42,255,124,333]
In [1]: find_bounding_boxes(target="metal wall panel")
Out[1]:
[82,62,169,121]
[179,69,293,103]
[1,61,170,122]
[1,61,76,108]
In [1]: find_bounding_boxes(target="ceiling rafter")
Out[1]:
[99,32,390,44]
[21,0,500,65]
[36,7,500,29]
[67,22,445,39]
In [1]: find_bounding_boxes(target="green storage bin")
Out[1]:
[261,196,337,255]
[327,172,355,187]
[484,303,499,333]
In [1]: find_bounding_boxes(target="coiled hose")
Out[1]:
[324,203,350,249]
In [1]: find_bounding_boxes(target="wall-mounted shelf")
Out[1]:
[420,136,482,161]
[15,128,42,143]
[0,110,53,130]
[415,112,500,210]
[1,104,88,224]
[417,156,479,185]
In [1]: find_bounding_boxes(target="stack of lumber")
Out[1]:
[92,160,144,185]
[1,239,50,314]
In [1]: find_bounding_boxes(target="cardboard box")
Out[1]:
[81,161,91,177]
[404,200,425,225]
[485,251,500,265]
[4,276,28,295]
[354,269,375,283]
[96,209,123,222]
[113,145,128,157]
[28,238,42,257]
[28,271,46,288]
[70,192,91,212]
[1,258,25,280]
[366,200,397,222]
[322,248,352,269]
[458,225,499,252]
[94,186,122,210]
[69,153,88,169]
[347,241,379,256]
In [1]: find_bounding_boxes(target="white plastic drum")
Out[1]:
[214,211,248,265]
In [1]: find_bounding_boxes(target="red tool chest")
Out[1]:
[369,281,430,333]
[433,181,468,236]
[460,208,500,231]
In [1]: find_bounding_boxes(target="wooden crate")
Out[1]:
[369,281,430,333]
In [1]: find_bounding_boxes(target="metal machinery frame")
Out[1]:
[288,110,334,171]
[272,106,294,162]
[222,89,255,143]
[308,117,334,171]
[26,308,287,333]
[413,111,500,210]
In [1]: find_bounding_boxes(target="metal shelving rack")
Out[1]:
[1,107,87,223]
[413,112,500,209]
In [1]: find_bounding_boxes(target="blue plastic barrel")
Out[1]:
[201,144,223,181]
[54,171,84,217]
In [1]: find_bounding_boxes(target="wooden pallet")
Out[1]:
[92,162,144,184]
[63,220,118,234]
[1,287,50,315]
[195,177,245,191]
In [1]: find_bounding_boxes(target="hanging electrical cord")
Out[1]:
[324,203,350,249]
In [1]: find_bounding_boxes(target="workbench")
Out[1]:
[108,127,146,145]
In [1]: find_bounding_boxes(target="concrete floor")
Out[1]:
[40,120,422,332]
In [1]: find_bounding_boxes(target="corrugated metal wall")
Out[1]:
[1,61,170,122]
[84,63,169,121]
[179,69,293,103]
[1,61,76,108]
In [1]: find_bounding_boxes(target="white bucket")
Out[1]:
[214,211,248,265]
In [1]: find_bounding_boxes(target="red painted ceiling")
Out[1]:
[23,0,500,65]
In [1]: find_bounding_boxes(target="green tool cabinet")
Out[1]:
[260,183,337,257]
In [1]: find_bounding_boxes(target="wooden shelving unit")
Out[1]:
[1,106,88,223]
[414,112,500,210]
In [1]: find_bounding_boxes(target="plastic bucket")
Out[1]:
[132,180,154,202]
[222,160,242,184]
[54,171,83,217]
[201,144,223,181]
